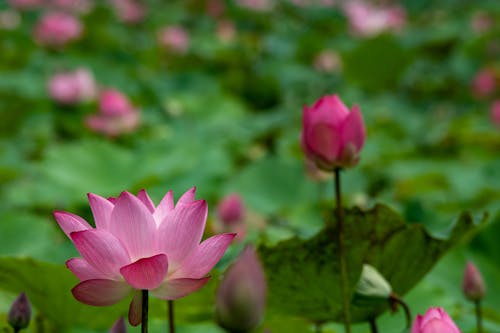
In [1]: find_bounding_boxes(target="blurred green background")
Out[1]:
[0,0,499,332]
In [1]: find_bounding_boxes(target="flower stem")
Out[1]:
[475,300,483,333]
[142,290,149,333]
[369,318,379,333]
[168,300,175,333]
[334,167,351,333]
[389,293,412,329]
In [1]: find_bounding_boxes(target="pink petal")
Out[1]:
[152,277,210,300]
[177,187,197,204]
[120,254,168,290]
[128,290,142,326]
[308,122,342,161]
[172,233,235,279]
[137,189,155,213]
[109,191,157,260]
[340,105,366,151]
[309,95,350,128]
[158,200,208,266]
[71,229,130,278]
[153,190,174,226]
[54,211,91,238]
[411,315,422,333]
[66,258,106,281]
[87,193,114,230]
[72,279,131,306]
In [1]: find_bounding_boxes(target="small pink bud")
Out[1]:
[216,194,245,225]
[462,261,486,301]
[301,94,366,171]
[109,317,127,333]
[48,68,97,105]
[216,246,267,332]
[313,49,342,73]
[472,69,496,98]
[411,307,461,333]
[157,25,190,54]
[343,1,406,37]
[33,12,83,47]
[490,100,500,127]
[8,292,32,331]
[99,89,133,116]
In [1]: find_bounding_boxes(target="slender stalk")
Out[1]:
[369,318,379,333]
[168,300,175,333]
[334,167,351,333]
[142,290,149,333]
[475,300,483,333]
[389,293,411,329]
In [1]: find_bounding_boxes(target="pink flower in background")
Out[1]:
[490,100,500,127]
[7,293,32,331]
[33,11,83,47]
[462,261,486,301]
[110,0,146,24]
[48,68,97,105]
[302,94,366,170]
[109,317,127,333]
[411,307,461,333]
[472,68,496,98]
[86,89,140,137]
[343,0,406,37]
[54,188,235,325]
[207,0,225,18]
[215,246,266,332]
[470,11,494,34]
[158,25,190,54]
[236,0,273,11]
[217,194,246,225]
[313,49,342,73]
[7,0,43,10]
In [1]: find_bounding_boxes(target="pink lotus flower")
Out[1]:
[216,194,246,225]
[157,25,190,54]
[462,261,486,301]
[411,307,461,333]
[33,11,83,47]
[54,188,235,325]
[48,68,97,105]
[86,89,140,137]
[472,68,496,98]
[491,100,500,127]
[302,94,366,170]
[216,246,266,332]
[110,0,146,24]
[343,0,405,37]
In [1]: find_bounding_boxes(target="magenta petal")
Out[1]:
[120,254,168,290]
[137,189,155,213]
[173,233,235,279]
[109,192,157,260]
[66,258,106,281]
[71,279,131,306]
[340,105,366,152]
[153,190,174,226]
[54,211,91,238]
[87,193,114,230]
[309,95,350,128]
[308,122,341,161]
[177,187,197,204]
[152,277,210,300]
[71,229,130,278]
[128,290,142,326]
[158,200,208,265]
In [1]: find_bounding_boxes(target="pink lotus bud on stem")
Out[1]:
[216,246,267,332]
[462,261,486,302]
[8,292,32,332]
[411,307,461,333]
[216,194,246,225]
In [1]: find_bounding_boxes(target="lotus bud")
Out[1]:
[355,264,392,301]
[109,317,127,333]
[216,246,267,332]
[301,94,366,171]
[7,292,32,331]
[411,307,461,333]
[462,261,485,302]
[216,194,246,225]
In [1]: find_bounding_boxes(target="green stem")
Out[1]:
[142,290,148,333]
[334,168,351,333]
[369,318,379,333]
[475,300,483,333]
[168,300,175,333]
[389,293,412,329]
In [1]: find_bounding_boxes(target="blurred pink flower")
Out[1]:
[217,194,246,225]
[472,68,496,98]
[86,89,140,137]
[157,25,190,54]
[33,11,83,47]
[470,11,494,34]
[109,317,127,333]
[302,94,366,170]
[216,246,267,332]
[207,0,225,18]
[236,0,273,11]
[110,0,146,24]
[217,20,236,43]
[462,261,486,301]
[7,0,43,10]
[48,68,97,105]
[313,49,342,73]
[54,188,235,326]
[490,100,500,127]
[343,0,405,37]
[411,307,461,333]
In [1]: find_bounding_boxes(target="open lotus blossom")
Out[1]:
[411,307,461,333]
[54,188,235,325]
[302,94,366,170]
[33,11,83,47]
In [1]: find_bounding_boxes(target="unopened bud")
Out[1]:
[109,317,127,333]
[216,194,245,225]
[355,264,392,302]
[8,292,32,331]
[462,261,486,301]
[216,246,267,332]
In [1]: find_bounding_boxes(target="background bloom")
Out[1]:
[411,307,461,333]
[462,261,486,301]
[48,68,97,105]
[33,11,83,47]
